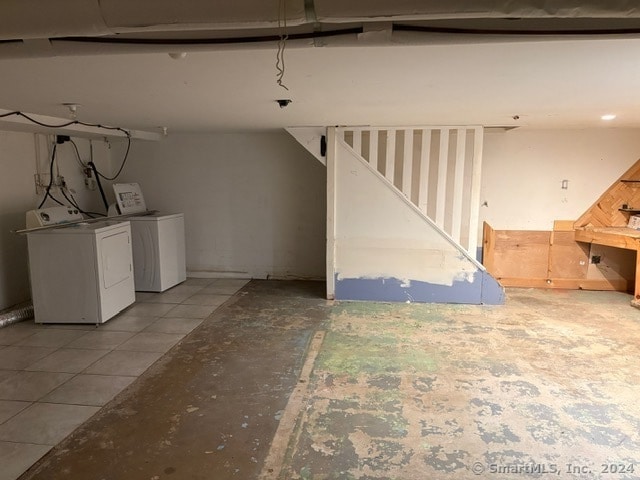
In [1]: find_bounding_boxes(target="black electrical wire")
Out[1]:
[38,144,64,208]
[2,110,132,182]
[393,23,640,37]
[96,133,131,181]
[35,137,107,215]
[60,187,106,218]
[88,161,110,212]
[0,111,130,137]
[56,28,364,45]
[69,139,86,168]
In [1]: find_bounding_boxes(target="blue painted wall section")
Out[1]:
[481,270,505,305]
[336,274,504,305]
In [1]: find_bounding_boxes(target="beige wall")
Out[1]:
[114,132,327,280]
[481,128,640,232]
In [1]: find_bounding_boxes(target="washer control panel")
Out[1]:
[26,206,83,229]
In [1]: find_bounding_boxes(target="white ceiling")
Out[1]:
[1,1,640,133]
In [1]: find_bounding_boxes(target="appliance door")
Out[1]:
[97,228,135,321]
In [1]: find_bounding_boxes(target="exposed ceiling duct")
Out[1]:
[1,0,640,133]
[1,0,640,42]
[314,0,640,22]
[0,0,308,40]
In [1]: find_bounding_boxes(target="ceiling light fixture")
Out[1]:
[168,52,187,60]
[601,114,616,121]
[62,103,80,119]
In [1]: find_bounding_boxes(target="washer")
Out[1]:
[27,220,135,324]
[112,183,186,292]
[128,213,186,292]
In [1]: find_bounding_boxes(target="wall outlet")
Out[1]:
[34,174,64,193]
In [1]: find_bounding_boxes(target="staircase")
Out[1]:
[340,126,484,257]
[287,125,504,305]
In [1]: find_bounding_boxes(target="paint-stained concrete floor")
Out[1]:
[20,282,640,479]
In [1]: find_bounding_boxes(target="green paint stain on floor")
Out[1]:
[316,331,438,377]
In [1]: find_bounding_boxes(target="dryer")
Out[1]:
[27,220,135,324]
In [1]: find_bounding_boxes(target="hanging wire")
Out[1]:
[276,0,289,91]
[69,139,87,168]
[37,143,64,209]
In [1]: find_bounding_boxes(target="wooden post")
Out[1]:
[402,129,414,199]
[368,130,378,169]
[326,127,337,300]
[451,129,466,245]
[482,221,495,272]
[385,130,396,184]
[436,129,449,228]
[352,130,362,157]
[634,249,640,304]
[418,129,432,215]
[467,127,484,258]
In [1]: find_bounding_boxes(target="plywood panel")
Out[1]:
[490,230,550,279]
[548,231,589,279]
[553,220,575,232]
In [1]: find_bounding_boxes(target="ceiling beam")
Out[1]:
[0,109,162,141]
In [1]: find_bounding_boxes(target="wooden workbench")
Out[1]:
[574,227,640,304]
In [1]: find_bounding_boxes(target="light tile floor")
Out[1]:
[0,277,248,480]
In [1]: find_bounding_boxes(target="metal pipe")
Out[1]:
[0,302,34,329]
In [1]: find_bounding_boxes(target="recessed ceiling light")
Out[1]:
[601,114,616,121]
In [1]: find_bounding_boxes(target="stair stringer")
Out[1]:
[332,135,504,305]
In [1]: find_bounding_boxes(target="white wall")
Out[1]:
[0,130,112,310]
[481,128,640,231]
[114,132,326,280]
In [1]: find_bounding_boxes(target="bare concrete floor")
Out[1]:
[21,281,640,480]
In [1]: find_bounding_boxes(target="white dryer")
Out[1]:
[128,213,186,292]
[27,220,135,324]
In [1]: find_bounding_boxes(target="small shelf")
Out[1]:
[620,179,640,183]
[619,208,640,213]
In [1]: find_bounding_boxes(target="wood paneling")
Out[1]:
[482,222,628,292]
[575,158,640,228]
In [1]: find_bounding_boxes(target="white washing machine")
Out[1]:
[128,213,186,292]
[27,220,136,324]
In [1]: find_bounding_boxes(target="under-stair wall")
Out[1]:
[327,127,504,305]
